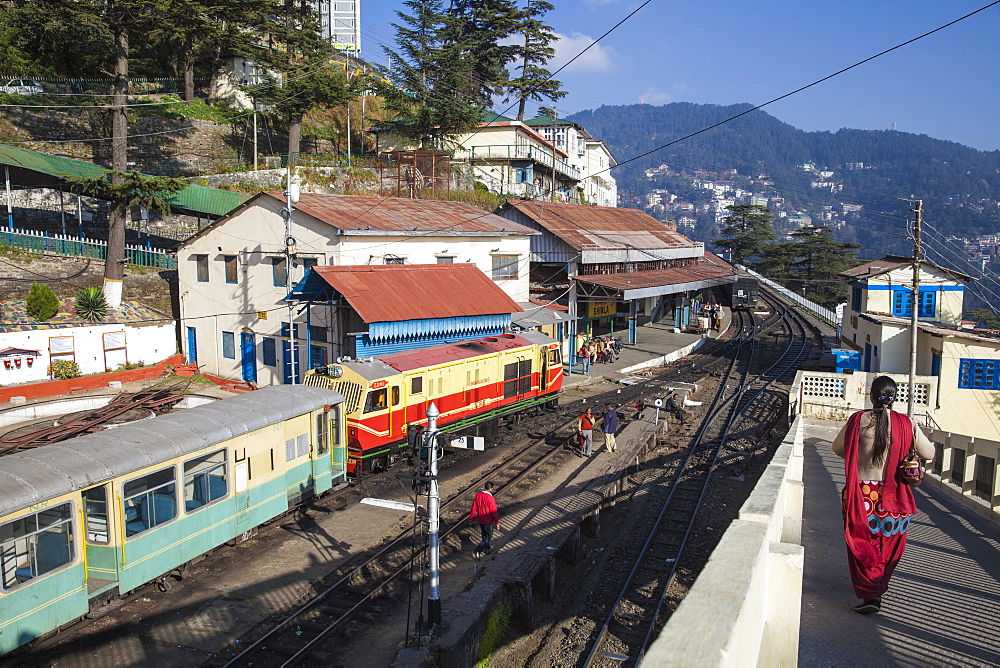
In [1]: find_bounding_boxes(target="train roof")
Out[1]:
[337,331,556,376]
[0,385,343,519]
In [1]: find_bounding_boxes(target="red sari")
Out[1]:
[841,410,917,600]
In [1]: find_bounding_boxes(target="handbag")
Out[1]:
[898,445,924,486]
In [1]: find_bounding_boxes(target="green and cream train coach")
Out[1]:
[0,385,346,657]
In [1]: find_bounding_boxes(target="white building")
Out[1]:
[174,192,538,385]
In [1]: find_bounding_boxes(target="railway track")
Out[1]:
[583,301,812,666]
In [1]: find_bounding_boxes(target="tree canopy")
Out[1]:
[713,204,776,267]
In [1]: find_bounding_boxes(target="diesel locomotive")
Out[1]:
[305,330,564,475]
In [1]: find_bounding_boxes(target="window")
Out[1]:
[851,285,862,311]
[262,337,277,366]
[316,413,330,456]
[83,486,109,544]
[492,255,519,280]
[310,344,328,369]
[1,503,74,589]
[391,386,400,406]
[184,450,227,512]
[123,467,177,537]
[308,325,328,343]
[280,322,301,338]
[224,255,238,283]
[364,388,388,412]
[891,288,936,318]
[411,376,423,394]
[302,257,319,272]
[958,359,1000,390]
[272,257,288,286]
[385,255,405,265]
[195,254,209,282]
[222,331,236,359]
[548,348,562,365]
[436,256,455,264]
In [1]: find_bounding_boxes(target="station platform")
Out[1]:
[561,309,733,393]
[799,418,1000,665]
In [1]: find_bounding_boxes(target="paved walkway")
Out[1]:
[800,418,1000,666]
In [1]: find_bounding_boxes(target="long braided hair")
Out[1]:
[868,375,898,467]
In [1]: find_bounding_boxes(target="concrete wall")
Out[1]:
[937,336,1000,441]
[643,417,805,666]
[0,323,176,384]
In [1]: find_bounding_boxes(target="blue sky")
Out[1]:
[358,0,1000,152]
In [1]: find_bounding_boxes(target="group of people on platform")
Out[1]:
[576,402,619,458]
[577,336,623,365]
[703,302,725,331]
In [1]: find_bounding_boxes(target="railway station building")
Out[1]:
[839,255,1000,441]
[497,199,738,346]
[174,193,537,385]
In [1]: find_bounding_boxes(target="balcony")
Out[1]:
[460,144,582,181]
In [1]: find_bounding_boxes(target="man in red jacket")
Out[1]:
[469,481,500,560]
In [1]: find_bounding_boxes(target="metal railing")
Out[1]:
[741,265,839,324]
[462,144,582,180]
[1,228,176,269]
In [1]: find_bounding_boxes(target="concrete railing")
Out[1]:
[789,370,936,423]
[924,430,1000,521]
[642,416,805,666]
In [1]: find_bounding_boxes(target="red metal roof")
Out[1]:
[311,264,523,323]
[268,192,539,236]
[504,200,700,251]
[378,333,535,372]
[574,252,735,291]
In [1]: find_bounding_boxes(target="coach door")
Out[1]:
[539,349,549,393]
[82,484,121,596]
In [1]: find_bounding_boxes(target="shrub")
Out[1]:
[74,286,108,322]
[26,282,59,321]
[50,359,81,380]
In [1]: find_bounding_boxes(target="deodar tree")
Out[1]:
[507,0,566,121]
[713,204,776,268]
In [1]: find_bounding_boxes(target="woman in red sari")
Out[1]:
[832,376,934,614]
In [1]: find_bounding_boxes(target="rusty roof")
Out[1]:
[574,253,735,291]
[268,192,539,236]
[309,264,523,323]
[378,333,536,372]
[839,255,974,281]
[503,200,700,251]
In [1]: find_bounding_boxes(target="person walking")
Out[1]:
[469,481,500,560]
[601,402,619,453]
[665,393,687,424]
[831,375,934,614]
[577,407,595,457]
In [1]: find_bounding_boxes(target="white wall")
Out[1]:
[0,323,176,385]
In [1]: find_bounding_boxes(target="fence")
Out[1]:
[1,227,176,269]
[740,265,838,324]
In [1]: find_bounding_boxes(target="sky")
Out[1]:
[357,0,1000,152]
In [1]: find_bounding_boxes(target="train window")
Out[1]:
[316,413,329,455]
[364,389,388,413]
[184,450,228,512]
[84,486,110,543]
[123,467,177,538]
[411,376,423,394]
[391,386,400,406]
[1,503,74,589]
[548,348,562,365]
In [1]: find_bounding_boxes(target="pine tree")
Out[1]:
[445,0,523,107]
[507,0,566,121]
[787,225,861,307]
[713,204,776,268]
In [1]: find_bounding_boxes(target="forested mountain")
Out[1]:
[568,103,1000,261]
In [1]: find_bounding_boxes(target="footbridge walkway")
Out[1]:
[645,370,1000,666]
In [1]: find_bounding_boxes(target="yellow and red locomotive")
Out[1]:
[304,330,563,475]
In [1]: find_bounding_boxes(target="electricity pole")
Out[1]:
[284,168,300,384]
[907,199,922,418]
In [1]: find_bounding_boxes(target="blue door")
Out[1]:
[186,327,198,364]
[241,332,257,383]
[931,351,942,377]
[282,341,302,384]
[863,343,872,372]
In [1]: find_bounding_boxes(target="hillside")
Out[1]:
[568,103,1000,260]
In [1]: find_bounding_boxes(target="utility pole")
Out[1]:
[425,402,442,627]
[252,102,259,171]
[284,167,300,384]
[907,199,922,418]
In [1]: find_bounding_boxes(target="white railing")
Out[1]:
[740,265,838,324]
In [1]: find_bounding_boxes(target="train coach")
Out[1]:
[305,330,564,475]
[0,385,346,657]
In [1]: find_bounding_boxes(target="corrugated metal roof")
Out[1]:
[575,252,736,291]
[269,192,539,236]
[309,264,523,323]
[0,143,249,217]
[0,385,343,517]
[839,255,974,281]
[502,199,700,251]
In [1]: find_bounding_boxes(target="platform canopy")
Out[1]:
[574,253,738,300]
[0,143,249,218]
